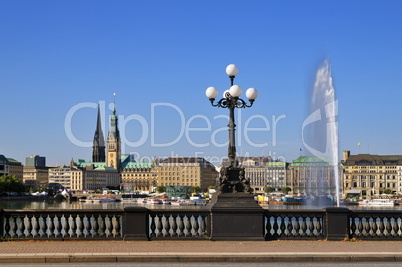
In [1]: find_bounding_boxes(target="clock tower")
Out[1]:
[106,94,121,170]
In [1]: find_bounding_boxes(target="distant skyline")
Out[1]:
[1,1,402,166]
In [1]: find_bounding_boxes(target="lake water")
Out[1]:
[1,199,402,211]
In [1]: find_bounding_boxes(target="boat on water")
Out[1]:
[358,199,397,206]
[83,196,117,203]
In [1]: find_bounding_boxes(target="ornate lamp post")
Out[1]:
[205,64,258,194]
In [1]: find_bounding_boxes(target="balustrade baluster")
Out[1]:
[156,214,163,237]
[54,215,62,238]
[379,216,385,238]
[48,215,55,238]
[171,214,178,237]
[385,216,392,238]
[308,217,314,237]
[301,216,307,237]
[33,215,40,238]
[272,215,279,239]
[99,215,106,237]
[286,216,293,237]
[364,216,371,238]
[294,217,300,237]
[11,215,18,238]
[77,215,84,238]
[371,217,378,238]
[185,215,192,237]
[279,215,286,237]
[92,215,99,237]
[265,215,271,239]
[25,215,33,238]
[63,215,70,238]
[315,216,322,237]
[149,214,156,238]
[114,215,121,237]
[164,214,171,237]
[107,215,113,237]
[178,214,185,237]
[17,215,25,238]
[4,215,11,238]
[201,214,207,237]
[70,214,77,238]
[193,215,200,237]
[392,217,399,238]
[357,218,363,237]
[85,215,92,237]
[350,217,357,238]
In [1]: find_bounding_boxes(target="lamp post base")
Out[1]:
[208,193,265,241]
[217,166,251,194]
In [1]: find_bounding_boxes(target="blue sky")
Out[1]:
[1,0,402,166]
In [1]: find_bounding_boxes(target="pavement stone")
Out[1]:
[0,240,401,263]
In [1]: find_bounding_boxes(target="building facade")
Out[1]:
[289,156,337,195]
[266,161,289,191]
[48,166,72,189]
[23,166,49,190]
[70,164,120,191]
[156,157,217,190]
[0,155,9,177]
[120,162,156,192]
[342,151,401,198]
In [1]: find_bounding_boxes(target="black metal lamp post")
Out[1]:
[205,64,258,194]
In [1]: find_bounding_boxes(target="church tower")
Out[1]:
[92,104,106,162]
[106,94,121,170]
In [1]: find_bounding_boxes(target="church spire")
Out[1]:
[92,103,106,162]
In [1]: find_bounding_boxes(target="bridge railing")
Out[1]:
[264,209,325,240]
[1,206,402,241]
[349,210,402,240]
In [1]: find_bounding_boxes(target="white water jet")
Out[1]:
[303,59,340,207]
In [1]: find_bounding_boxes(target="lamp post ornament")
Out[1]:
[206,64,258,194]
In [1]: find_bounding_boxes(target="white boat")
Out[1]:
[358,199,396,206]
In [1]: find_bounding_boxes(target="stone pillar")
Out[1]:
[325,207,350,240]
[208,193,265,241]
[123,206,149,240]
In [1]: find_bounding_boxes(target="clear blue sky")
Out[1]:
[1,0,402,166]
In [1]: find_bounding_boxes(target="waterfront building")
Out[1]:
[156,157,217,190]
[70,162,120,191]
[6,158,23,182]
[0,155,9,177]
[266,161,290,191]
[289,156,337,195]
[342,151,401,198]
[92,104,106,163]
[23,165,49,190]
[48,166,72,189]
[120,160,156,192]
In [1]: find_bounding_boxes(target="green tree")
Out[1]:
[0,175,25,192]
[264,186,274,194]
[383,189,392,195]
[191,186,202,193]
[281,187,291,194]
[156,186,166,193]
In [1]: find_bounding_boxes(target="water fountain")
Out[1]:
[302,59,340,207]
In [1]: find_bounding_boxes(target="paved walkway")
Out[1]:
[0,240,402,263]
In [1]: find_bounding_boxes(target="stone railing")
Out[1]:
[1,206,401,241]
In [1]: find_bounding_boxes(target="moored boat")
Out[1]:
[358,199,396,206]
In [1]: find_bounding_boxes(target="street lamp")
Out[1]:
[205,64,258,194]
